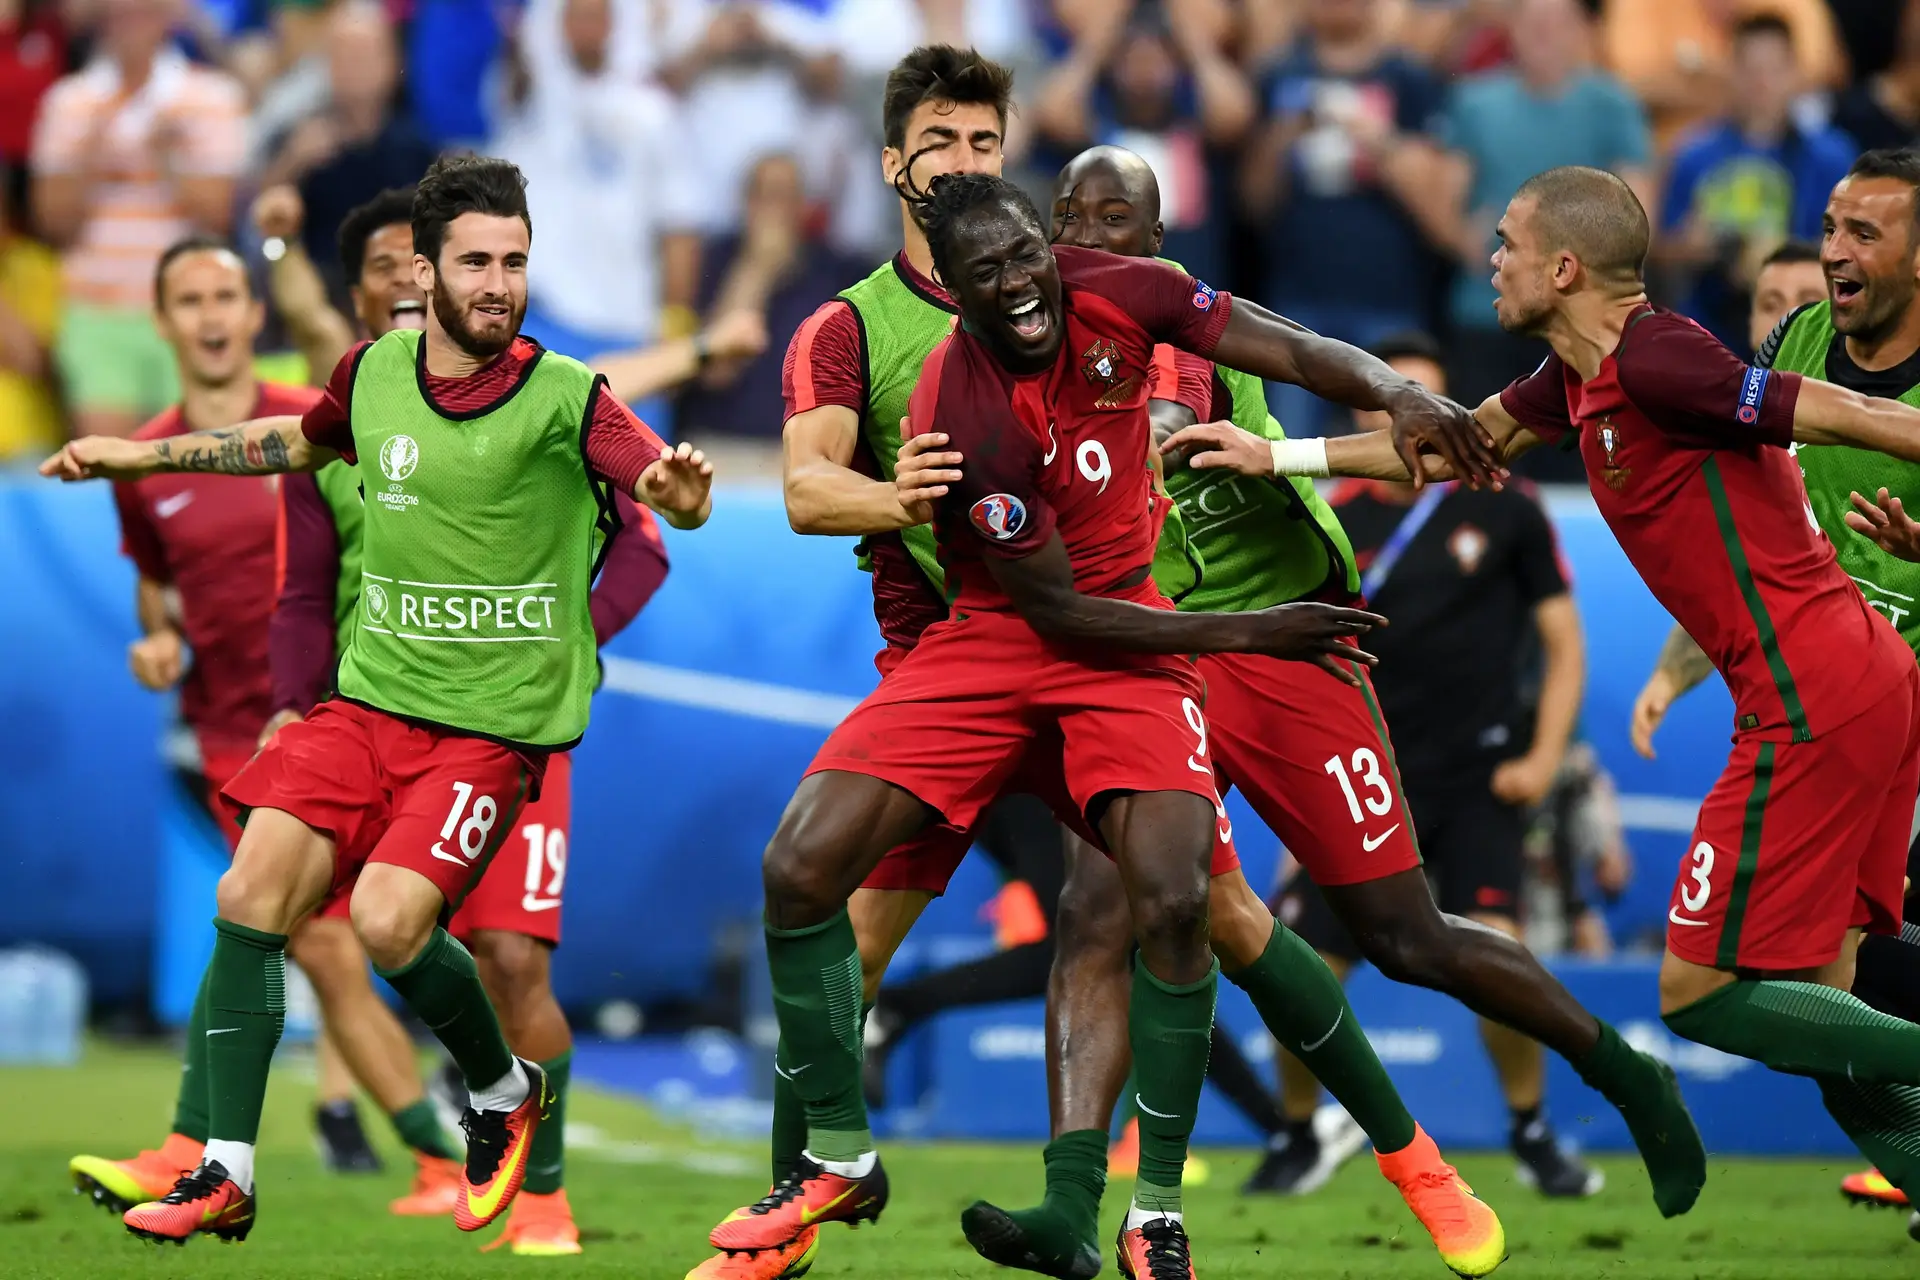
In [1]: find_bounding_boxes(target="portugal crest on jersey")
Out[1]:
[1081,337,1140,408]
[970,492,1028,541]
[1597,419,1632,492]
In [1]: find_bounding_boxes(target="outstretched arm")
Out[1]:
[41,416,334,482]
[783,405,929,535]
[1791,380,1920,461]
[983,532,1384,682]
[1163,394,1539,483]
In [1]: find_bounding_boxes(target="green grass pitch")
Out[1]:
[0,1043,1910,1278]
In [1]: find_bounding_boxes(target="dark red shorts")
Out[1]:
[1666,662,1920,971]
[1199,651,1421,887]
[825,615,1235,895]
[450,751,570,946]
[222,701,536,913]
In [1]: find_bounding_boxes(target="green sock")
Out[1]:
[376,928,513,1090]
[390,1099,459,1162]
[171,963,212,1143]
[973,1128,1108,1265]
[1818,1075,1920,1202]
[770,1038,808,1183]
[205,918,288,1144]
[522,1050,571,1194]
[1665,980,1920,1083]
[1129,959,1217,1204]
[1227,921,1416,1153]
[766,910,869,1162]
[1575,1019,1705,1218]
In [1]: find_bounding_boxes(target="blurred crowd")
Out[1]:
[0,0,1913,467]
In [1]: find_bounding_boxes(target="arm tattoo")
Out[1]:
[156,425,291,475]
[1656,623,1715,693]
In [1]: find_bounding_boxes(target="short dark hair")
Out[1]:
[882,45,1015,154]
[154,234,245,308]
[1732,12,1794,46]
[909,172,1044,296]
[339,186,416,283]
[411,154,530,268]
[1759,239,1821,271]
[1512,165,1650,285]
[1370,331,1445,368]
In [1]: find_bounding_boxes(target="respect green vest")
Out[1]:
[1159,363,1360,612]
[840,260,957,597]
[313,459,364,655]
[334,330,614,747]
[1769,302,1920,653]
[839,258,1201,602]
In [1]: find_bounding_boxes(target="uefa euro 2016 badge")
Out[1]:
[1597,419,1632,492]
[970,492,1028,541]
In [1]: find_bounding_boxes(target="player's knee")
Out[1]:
[287,921,366,997]
[1206,876,1275,971]
[472,930,549,1010]
[1361,923,1445,988]
[762,831,842,919]
[1130,874,1212,957]
[215,863,299,933]
[349,892,436,972]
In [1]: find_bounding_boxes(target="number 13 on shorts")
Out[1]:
[1324,749,1393,823]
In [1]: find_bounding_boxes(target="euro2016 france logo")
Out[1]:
[970,493,1028,541]
[380,434,419,482]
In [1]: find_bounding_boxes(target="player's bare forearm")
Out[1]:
[783,406,917,535]
[1210,300,1417,410]
[1148,399,1198,452]
[153,417,328,475]
[1527,593,1585,770]
[1656,623,1715,694]
[988,536,1261,653]
[267,247,356,381]
[135,576,174,637]
[1792,379,1920,460]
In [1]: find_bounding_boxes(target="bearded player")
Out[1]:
[68,237,461,1218]
[1170,164,1920,1213]
[700,48,1498,1280]
[43,154,714,1245]
[984,145,1696,1217]
[265,192,672,1255]
[1632,148,1920,1233]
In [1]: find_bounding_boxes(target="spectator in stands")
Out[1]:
[1829,0,1920,154]
[1657,14,1855,349]
[259,0,435,292]
[1436,0,1652,438]
[0,162,62,461]
[0,0,68,217]
[655,0,855,337]
[495,0,703,382]
[675,152,863,439]
[29,0,245,437]
[1240,0,1448,437]
[1032,0,1252,283]
[1603,0,1846,153]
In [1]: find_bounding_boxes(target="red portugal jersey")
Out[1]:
[913,245,1231,616]
[1500,305,1905,742]
[112,381,322,760]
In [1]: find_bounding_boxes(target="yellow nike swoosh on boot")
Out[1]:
[799,1187,857,1226]
[465,1135,534,1223]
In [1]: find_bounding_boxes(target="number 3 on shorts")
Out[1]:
[1681,841,1714,912]
[432,780,500,863]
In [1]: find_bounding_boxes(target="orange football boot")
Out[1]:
[454,1058,551,1232]
[1842,1169,1910,1207]
[483,1188,583,1256]
[1116,1217,1195,1280]
[1377,1125,1507,1277]
[122,1161,255,1245]
[684,1226,820,1279]
[390,1152,462,1216]
[708,1157,888,1253]
[71,1132,204,1213]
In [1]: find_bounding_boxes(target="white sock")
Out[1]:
[469,1059,530,1114]
[1125,1203,1182,1231]
[803,1148,876,1179]
[202,1139,255,1194]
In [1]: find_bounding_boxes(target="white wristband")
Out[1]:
[1270,437,1329,478]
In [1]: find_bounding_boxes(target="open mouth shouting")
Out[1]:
[391,298,426,330]
[1006,294,1051,344]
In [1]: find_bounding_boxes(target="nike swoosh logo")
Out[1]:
[1361,825,1401,852]
[800,1186,858,1225]
[1301,1008,1343,1053]
[1668,909,1711,927]
[1043,422,1059,465]
[774,1063,811,1081]
[206,1027,239,1036]
[465,1126,534,1221]
[155,492,195,518]
[1134,1093,1181,1121]
[430,841,470,867]
[518,896,562,912]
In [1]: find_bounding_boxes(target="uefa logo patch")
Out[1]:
[1191,281,1216,311]
[1737,366,1768,424]
[970,493,1028,540]
[365,581,389,622]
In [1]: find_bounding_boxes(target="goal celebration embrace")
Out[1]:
[21,24,1920,1280]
